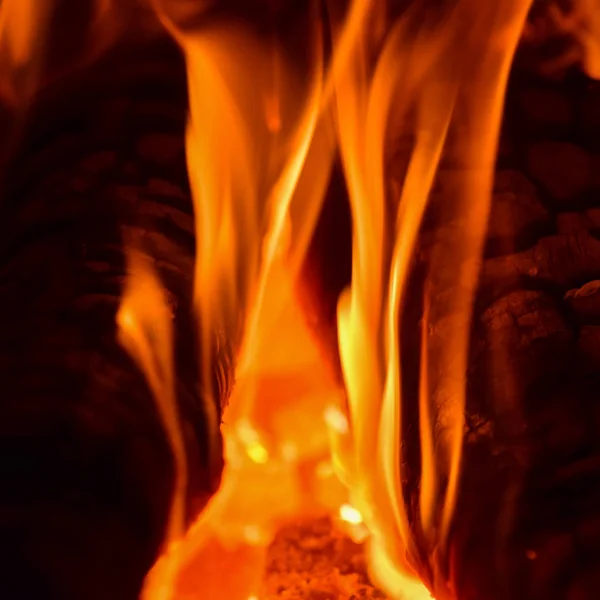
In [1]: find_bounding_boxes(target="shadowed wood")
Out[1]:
[0,36,233,600]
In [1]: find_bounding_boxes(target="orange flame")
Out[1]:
[327,1,532,597]
[138,2,343,599]
[0,0,51,105]
[117,1,536,599]
[4,0,599,598]
[116,247,189,598]
[117,249,187,548]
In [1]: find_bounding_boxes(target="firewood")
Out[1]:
[480,231,600,303]
[300,106,600,600]
[0,37,233,600]
[565,280,600,323]
[291,7,600,598]
[485,169,551,257]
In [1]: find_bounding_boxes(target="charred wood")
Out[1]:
[0,37,233,600]
[300,49,600,600]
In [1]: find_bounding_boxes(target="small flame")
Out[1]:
[116,247,188,598]
[574,0,600,78]
[0,0,51,104]
[0,0,39,69]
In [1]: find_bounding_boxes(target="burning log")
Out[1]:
[0,38,233,600]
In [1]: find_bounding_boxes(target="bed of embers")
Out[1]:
[261,516,387,599]
[2,1,600,600]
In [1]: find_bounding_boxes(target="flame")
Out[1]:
[138,2,343,599]
[2,0,597,598]
[117,249,187,548]
[69,0,579,599]
[0,0,51,105]
[121,0,538,599]
[116,247,188,598]
[327,1,533,597]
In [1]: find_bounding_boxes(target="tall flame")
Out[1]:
[122,1,538,599]
[138,2,344,599]
[330,2,533,596]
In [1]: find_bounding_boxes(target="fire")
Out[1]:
[6,0,592,598]
[330,2,534,596]
[117,251,187,549]
[115,1,536,599]
[0,0,50,105]
[116,245,193,599]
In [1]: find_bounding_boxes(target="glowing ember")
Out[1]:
[339,504,362,526]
